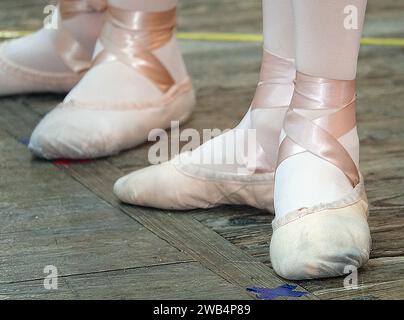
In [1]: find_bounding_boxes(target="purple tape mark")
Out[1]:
[19,137,30,146]
[247,284,308,300]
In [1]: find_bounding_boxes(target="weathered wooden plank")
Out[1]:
[301,257,404,295]
[313,280,404,300]
[0,129,192,284]
[0,0,50,31]
[193,206,272,265]
[298,256,404,300]
[0,225,193,284]
[0,262,253,300]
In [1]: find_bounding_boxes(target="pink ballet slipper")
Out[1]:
[29,5,196,159]
[270,72,371,280]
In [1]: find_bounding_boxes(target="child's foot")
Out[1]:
[29,4,195,159]
[270,72,371,280]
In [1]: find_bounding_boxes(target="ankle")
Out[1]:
[251,49,296,110]
[66,4,189,105]
[96,4,188,85]
[275,72,360,218]
[239,50,295,172]
[63,11,106,56]
[153,35,189,85]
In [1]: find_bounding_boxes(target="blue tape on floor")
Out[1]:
[19,137,30,146]
[247,284,308,300]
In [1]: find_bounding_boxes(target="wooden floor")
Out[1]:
[0,0,403,300]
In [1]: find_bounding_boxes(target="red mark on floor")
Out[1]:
[52,159,93,165]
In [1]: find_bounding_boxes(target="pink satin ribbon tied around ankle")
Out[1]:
[277,72,360,187]
[252,50,295,109]
[245,50,295,173]
[93,6,177,93]
[53,0,108,73]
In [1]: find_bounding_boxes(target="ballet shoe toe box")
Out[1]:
[270,200,371,280]
[114,162,204,209]
[29,106,123,159]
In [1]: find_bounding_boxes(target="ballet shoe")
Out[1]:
[113,112,276,211]
[29,5,196,159]
[271,176,371,280]
[270,72,371,280]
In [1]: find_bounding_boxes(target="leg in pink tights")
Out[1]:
[113,0,296,212]
[263,0,294,59]
[271,0,371,280]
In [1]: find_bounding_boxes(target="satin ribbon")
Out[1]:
[252,50,295,109]
[53,0,107,73]
[93,6,176,92]
[60,0,107,19]
[244,50,295,173]
[277,72,360,187]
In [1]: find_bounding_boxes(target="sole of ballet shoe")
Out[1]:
[114,158,275,211]
[270,194,371,280]
[28,79,196,159]
[0,42,82,97]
